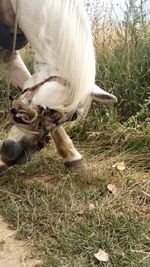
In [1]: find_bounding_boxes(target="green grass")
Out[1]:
[94,0,150,121]
[0,125,149,267]
[0,2,150,266]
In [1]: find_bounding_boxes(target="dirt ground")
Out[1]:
[0,216,41,267]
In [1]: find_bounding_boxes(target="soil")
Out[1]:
[0,216,41,267]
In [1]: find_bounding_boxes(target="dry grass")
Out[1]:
[0,1,150,266]
[0,124,149,267]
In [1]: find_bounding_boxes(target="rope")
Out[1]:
[22,75,70,94]
[6,0,18,122]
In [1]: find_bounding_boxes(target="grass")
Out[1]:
[93,0,150,121]
[0,1,150,266]
[0,124,149,267]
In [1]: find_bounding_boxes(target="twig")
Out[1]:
[2,230,18,241]
[131,249,150,255]
[142,191,150,198]
[0,189,23,199]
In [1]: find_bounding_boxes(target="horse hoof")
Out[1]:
[0,139,23,164]
[64,158,88,171]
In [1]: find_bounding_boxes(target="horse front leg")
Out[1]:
[50,126,87,171]
[0,50,31,88]
[0,51,36,167]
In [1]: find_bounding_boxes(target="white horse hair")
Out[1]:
[10,0,95,112]
[0,0,117,170]
[10,0,116,112]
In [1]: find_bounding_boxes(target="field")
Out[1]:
[0,1,150,266]
[0,124,150,267]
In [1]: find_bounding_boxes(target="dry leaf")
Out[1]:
[94,249,109,262]
[87,131,100,137]
[107,184,118,196]
[89,203,96,210]
[76,209,85,215]
[112,161,126,171]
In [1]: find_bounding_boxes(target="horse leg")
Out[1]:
[0,50,31,88]
[50,126,87,170]
[0,51,36,166]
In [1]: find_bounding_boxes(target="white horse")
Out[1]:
[0,0,117,170]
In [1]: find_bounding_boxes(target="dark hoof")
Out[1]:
[64,158,88,171]
[0,139,23,164]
